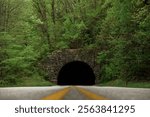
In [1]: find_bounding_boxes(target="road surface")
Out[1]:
[0,86,67,100]
[79,86,150,100]
[0,86,150,100]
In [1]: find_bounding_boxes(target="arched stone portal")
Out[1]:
[57,61,95,85]
[39,49,100,84]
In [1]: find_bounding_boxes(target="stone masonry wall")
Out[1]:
[39,48,100,84]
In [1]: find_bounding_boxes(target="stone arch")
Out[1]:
[39,49,100,84]
[57,61,95,85]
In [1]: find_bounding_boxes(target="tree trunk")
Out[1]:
[51,0,55,24]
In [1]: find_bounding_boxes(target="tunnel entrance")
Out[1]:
[57,61,95,85]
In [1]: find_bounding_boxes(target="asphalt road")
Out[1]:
[0,86,150,100]
[79,86,150,100]
[63,87,89,100]
[0,86,67,100]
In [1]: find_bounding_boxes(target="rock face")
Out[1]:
[39,48,100,84]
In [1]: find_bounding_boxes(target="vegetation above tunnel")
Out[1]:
[0,0,149,87]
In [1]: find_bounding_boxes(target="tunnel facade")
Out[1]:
[39,49,100,84]
[57,61,95,85]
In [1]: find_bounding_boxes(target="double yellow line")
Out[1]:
[41,87,70,100]
[41,87,109,100]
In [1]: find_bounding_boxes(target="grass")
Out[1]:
[16,77,54,87]
[127,82,150,88]
[0,75,54,87]
[99,79,150,88]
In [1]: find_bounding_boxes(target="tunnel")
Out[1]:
[57,61,95,85]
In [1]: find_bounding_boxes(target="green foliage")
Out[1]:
[97,0,150,85]
[0,0,49,86]
[100,79,150,88]
[0,0,149,87]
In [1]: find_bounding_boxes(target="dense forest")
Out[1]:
[0,0,150,87]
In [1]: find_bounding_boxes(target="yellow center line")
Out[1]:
[41,87,71,100]
[76,87,109,100]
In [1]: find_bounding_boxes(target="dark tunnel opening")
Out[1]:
[57,61,95,85]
